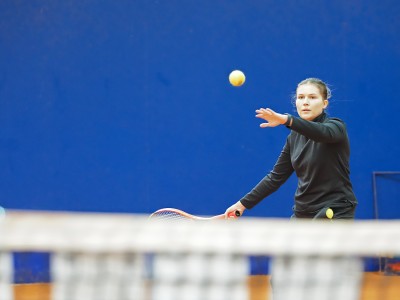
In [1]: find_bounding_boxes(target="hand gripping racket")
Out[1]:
[149,208,241,222]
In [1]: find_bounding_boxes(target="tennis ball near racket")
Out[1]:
[229,70,246,87]
[326,208,334,219]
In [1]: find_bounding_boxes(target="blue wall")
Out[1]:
[1,0,399,219]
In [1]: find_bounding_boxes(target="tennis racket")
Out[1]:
[149,208,241,222]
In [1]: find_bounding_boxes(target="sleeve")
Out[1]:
[289,116,347,143]
[240,138,294,209]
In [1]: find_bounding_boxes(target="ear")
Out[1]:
[323,99,329,109]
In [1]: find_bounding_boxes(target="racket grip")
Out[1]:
[228,210,241,218]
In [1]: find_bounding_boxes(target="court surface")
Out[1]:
[10,273,400,300]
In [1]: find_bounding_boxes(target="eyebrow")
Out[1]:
[297,93,319,96]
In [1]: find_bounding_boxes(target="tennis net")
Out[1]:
[0,210,399,300]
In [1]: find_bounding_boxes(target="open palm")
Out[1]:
[255,108,285,128]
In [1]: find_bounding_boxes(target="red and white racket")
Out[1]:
[149,208,241,221]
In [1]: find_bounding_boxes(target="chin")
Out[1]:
[299,114,314,121]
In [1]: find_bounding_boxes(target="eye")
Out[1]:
[297,95,304,100]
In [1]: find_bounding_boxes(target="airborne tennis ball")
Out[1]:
[229,70,246,87]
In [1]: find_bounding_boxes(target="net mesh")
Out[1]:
[0,211,399,300]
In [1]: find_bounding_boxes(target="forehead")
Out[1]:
[296,83,321,95]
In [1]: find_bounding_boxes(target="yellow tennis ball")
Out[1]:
[229,70,246,87]
[326,208,334,219]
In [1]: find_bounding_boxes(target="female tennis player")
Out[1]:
[225,78,357,219]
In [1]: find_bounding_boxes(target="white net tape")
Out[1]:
[1,212,399,255]
[0,211,399,300]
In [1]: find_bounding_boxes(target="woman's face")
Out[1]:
[296,83,328,121]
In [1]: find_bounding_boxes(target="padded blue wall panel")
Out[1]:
[0,0,399,219]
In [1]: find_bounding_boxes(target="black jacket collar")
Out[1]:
[312,111,327,122]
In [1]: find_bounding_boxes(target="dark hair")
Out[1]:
[296,78,331,100]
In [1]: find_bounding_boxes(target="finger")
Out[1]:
[266,108,275,114]
[260,123,270,128]
[265,109,273,115]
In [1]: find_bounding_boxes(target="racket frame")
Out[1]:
[149,208,240,220]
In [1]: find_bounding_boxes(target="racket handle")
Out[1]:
[228,210,241,218]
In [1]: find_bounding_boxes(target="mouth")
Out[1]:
[301,109,311,112]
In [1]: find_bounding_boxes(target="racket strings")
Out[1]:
[149,211,193,222]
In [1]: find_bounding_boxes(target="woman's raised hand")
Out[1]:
[255,108,287,128]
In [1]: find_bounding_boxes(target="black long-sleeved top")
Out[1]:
[240,112,357,218]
